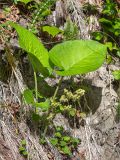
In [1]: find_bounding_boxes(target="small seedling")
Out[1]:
[19,140,28,158]
[50,126,80,156]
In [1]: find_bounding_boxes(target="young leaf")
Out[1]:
[61,146,71,155]
[63,136,71,142]
[50,138,58,146]
[71,138,80,145]
[49,40,107,76]
[19,146,25,152]
[99,18,112,25]
[9,22,51,74]
[22,151,28,156]
[23,89,34,104]
[60,141,67,147]
[112,70,120,80]
[43,26,63,37]
[105,42,113,51]
[64,19,79,40]
[92,32,103,41]
[21,140,26,146]
[56,126,64,132]
[69,109,76,117]
[40,138,46,144]
[34,99,50,111]
[55,132,62,138]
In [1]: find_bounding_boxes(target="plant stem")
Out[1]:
[34,71,38,113]
[42,76,63,138]
[42,124,48,140]
[53,76,63,101]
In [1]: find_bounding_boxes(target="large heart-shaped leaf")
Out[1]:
[49,40,107,76]
[9,22,51,75]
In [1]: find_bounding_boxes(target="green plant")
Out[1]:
[92,0,120,58]
[63,19,79,40]
[5,21,107,155]
[8,22,106,113]
[42,26,63,37]
[3,7,11,15]
[29,0,56,33]
[19,140,28,158]
[50,126,80,156]
[9,22,107,76]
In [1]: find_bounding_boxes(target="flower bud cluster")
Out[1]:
[60,88,85,102]
[51,99,61,108]
[50,88,85,117]
[60,95,68,103]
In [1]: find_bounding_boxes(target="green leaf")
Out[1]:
[17,0,33,4]
[99,18,112,25]
[22,151,28,156]
[113,19,120,29]
[92,32,103,41]
[32,113,41,122]
[34,99,50,111]
[19,146,25,152]
[43,26,63,37]
[50,138,58,146]
[56,126,63,132]
[23,89,34,104]
[60,141,67,147]
[71,138,80,145]
[64,19,79,40]
[41,10,51,18]
[106,55,112,64]
[105,42,113,51]
[55,132,62,138]
[49,40,107,76]
[61,146,71,155]
[112,70,120,80]
[21,140,26,146]
[9,22,51,74]
[40,138,46,144]
[28,54,50,77]
[63,136,71,142]
[14,0,18,4]
[69,109,76,117]
[117,49,120,57]
[79,112,86,118]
